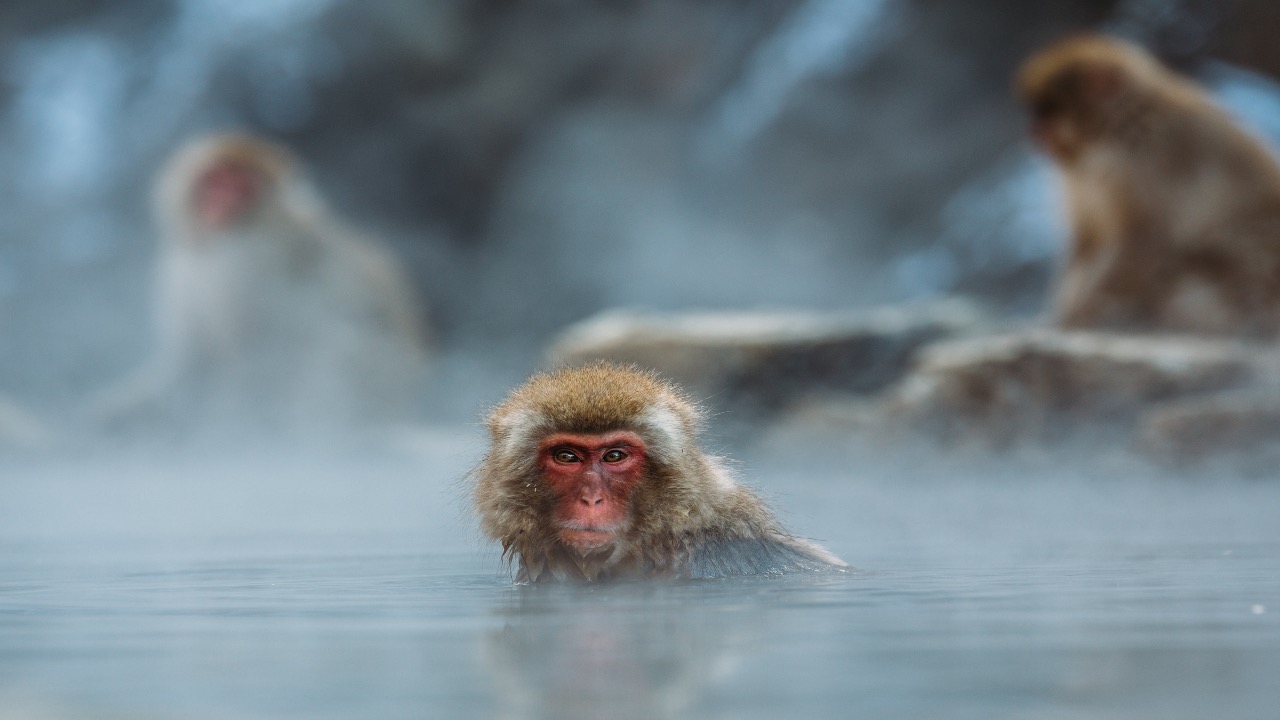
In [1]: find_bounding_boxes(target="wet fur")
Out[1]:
[475,363,845,582]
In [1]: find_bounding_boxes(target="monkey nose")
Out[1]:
[579,490,605,507]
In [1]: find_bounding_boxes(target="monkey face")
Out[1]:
[537,430,647,554]
[1020,47,1131,164]
[192,159,266,231]
[1024,71,1097,162]
[1030,108,1084,163]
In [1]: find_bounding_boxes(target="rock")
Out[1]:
[547,299,985,419]
[1140,391,1280,465]
[885,330,1256,446]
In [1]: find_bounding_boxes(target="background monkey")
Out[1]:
[474,363,845,583]
[1017,34,1280,337]
[93,133,429,440]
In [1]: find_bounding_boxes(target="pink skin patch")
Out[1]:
[538,431,647,552]
[194,161,264,230]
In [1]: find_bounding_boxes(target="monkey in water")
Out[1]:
[93,133,429,438]
[1017,34,1280,337]
[474,363,845,583]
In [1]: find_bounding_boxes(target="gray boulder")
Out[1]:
[547,300,984,420]
[885,330,1256,446]
[1140,390,1280,466]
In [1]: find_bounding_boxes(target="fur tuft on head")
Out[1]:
[486,362,701,462]
[1015,34,1162,105]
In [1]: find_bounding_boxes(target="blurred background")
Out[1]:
[5,0,1280,422]
[5,4,1280,720]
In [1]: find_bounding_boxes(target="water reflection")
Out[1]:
[484,583,763,720]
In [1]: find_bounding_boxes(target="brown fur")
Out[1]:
[475,363,845,582]
[1017,34,1280,337]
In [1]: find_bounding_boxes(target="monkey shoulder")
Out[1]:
[676,532,845,579]
[661,483,844,578]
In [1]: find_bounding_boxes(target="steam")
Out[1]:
[1206,62,1280,145]
[699,0,898,161]
[129,0,341,138]
[895,155,1062,299]
[2,0,339,275]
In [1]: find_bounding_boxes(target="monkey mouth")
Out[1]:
[556,523,621,551]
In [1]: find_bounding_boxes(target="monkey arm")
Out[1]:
[84,258,208,427]
[1052,224,1120,328]
[84,311,202,427]
[1053,174,1174,330]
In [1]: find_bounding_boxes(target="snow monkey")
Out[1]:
[474,363,846,583]
[93,133,429,438]
[1018,34,1280,336]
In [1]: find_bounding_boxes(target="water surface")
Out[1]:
[1,440,1277,719]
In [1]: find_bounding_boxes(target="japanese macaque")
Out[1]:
[93,133,429,438]
[1017,34,1280,336]
[474,363,845,583]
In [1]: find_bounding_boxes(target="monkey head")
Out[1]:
[1016,34,1164,163]
[154,133,301,240]
[192,156,266,230]
[476,363,712,575]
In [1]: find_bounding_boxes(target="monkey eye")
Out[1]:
[552,449,581,464]
[601,449,628,463]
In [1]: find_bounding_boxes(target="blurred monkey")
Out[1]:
[93,133,429,439]
[1018,34,1280,336]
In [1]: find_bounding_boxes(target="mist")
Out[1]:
[3,1,1280,718]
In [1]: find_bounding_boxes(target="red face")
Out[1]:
[193,159,264,230]
[538,431,647,553]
